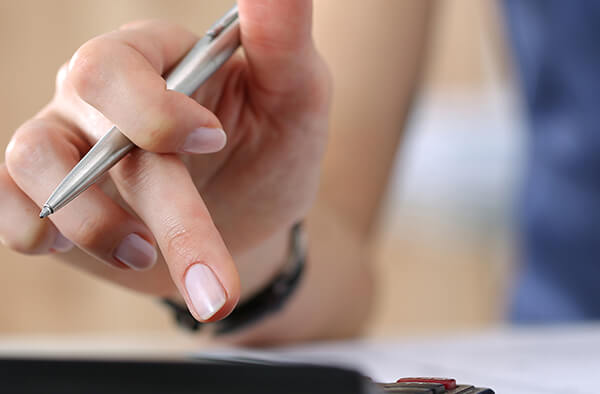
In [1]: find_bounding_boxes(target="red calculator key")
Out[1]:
[396,378,457,390]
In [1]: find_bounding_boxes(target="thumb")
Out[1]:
[237,0,316,94]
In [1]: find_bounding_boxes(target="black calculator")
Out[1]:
[0,357,494,394]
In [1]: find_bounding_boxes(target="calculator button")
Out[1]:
[396,378,456,390]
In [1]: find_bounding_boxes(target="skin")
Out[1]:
[0,0,434,345]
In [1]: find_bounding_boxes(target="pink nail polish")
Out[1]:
[180,128,227,154]
[185,264,227,320]
[51,232,74,253]
[114,234,157,271]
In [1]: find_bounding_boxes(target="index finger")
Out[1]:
[111,151,240,322]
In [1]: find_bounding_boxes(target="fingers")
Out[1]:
[5,117,157,271]
[0,164,73,255]
[63,20,226,154]
[111,150,240,322]
[238,0,318,95]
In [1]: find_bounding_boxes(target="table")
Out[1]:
[1,324,598,394]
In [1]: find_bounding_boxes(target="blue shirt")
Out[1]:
[504,1,600,321]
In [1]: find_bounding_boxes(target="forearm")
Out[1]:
[220,199,375,346]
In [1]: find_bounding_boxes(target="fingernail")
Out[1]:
[180,128,227,154]
[114,234,157,271]
[185,264,227,320]
[51,232,74,253]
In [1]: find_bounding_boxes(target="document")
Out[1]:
[197,324,600,394]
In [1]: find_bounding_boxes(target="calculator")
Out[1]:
[378,378,494,393]
[0,357,494,394]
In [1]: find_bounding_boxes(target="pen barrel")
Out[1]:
[44,127,134,213]
[165,17,240,95]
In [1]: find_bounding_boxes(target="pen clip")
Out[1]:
[206,5,239,40]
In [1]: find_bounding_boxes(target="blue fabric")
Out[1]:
[504,1,600,322]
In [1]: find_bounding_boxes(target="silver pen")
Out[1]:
[39,5,240,218]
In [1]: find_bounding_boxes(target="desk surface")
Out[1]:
[1,324,598,394]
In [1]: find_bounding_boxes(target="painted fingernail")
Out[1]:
[180,128,227,154]
[114,234,157,271]
[185,264,227,320]
[51,232,74,253]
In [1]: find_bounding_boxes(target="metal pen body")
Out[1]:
[40,5,240,218]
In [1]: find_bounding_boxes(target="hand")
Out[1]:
[0,0,330,323]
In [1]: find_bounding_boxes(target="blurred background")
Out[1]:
[0,1,522,337]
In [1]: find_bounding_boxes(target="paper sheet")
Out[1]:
[196,324,600,394]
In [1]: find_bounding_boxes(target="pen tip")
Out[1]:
[39,206,52,219]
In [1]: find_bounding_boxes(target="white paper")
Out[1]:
[195,324,600,394]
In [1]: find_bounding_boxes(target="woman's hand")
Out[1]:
[0,0,330,323]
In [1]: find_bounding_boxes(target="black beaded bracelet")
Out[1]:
[162,222,306,335]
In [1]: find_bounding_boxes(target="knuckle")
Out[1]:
[6,119,78,179]
[163,219,206,261]
[5,120,45,175]
[68,37,112,103]
[164,221,193,259]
